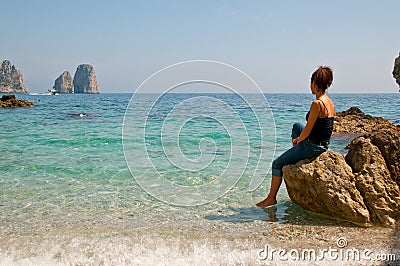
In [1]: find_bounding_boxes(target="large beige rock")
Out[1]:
[0,60,29,93]
[73,64,99,94]
[346,132,400,225]
[53,71,74,93]
[283,150,370,225]
[367,130,400,188]
[283,130,400,226]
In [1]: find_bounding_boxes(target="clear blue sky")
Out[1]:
[1,0,399,93]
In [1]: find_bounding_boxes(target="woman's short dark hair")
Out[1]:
[311,66,333,91]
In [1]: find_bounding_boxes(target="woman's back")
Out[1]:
[306,97,334,145]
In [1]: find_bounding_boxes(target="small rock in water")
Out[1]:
[0,94,34,108]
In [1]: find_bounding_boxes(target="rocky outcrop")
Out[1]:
[345,132,400,225]
[0,60,29,93]
[0,94,34,108]
[73,64,99,94]
[283,130,400,226]
[393,52,400,88]
[53,71,74,93]
[334,107,399,134]
[350,130,400,189]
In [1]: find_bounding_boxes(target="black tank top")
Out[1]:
[306,100,334,143]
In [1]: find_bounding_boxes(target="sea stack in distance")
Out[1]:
[0,60,29,93]
[53,71,74,93]
[73,64,99,94]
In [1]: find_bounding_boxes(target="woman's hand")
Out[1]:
[292,137,299,146]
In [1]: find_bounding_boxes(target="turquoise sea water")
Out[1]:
[1,93,399,232]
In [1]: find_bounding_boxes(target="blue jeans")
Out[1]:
[271,122,328,177]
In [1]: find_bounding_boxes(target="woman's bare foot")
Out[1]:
[256,196,277,208]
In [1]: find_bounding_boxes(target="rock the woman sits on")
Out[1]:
[256,66,335,208]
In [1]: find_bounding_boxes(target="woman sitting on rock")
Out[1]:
[256,66,335,208]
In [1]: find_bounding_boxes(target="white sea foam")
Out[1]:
[1,235,392,266]
[0,236,264,266]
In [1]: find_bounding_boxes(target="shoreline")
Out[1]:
[1,211,398,265]
[1,196,399,265]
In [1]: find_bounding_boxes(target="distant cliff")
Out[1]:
[73,64,99,94]
[0,60,29,93]
[53,71,74,93]
[393,52,400,88]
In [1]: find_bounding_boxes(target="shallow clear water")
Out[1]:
[1,93,399,229]
[1,92,399,264]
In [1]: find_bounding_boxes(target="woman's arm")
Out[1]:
[293,101,320,145]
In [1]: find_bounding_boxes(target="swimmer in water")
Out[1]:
[70,113,88,117]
